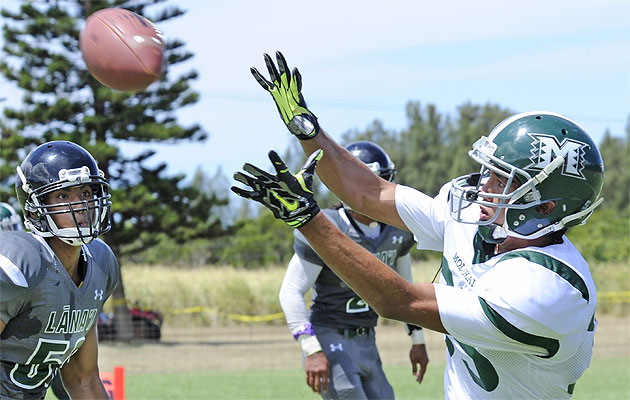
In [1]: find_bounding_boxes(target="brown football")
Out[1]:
[79,8,164,92]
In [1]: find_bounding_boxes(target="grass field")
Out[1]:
[48,346,630,399]
[89,357,630,399]
[67,262,627,399]
[46,315,629,399]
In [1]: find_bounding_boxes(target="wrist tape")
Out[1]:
[299,335,322,356]
[410,329,425,345]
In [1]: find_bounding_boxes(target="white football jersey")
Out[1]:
[395,184,596,399]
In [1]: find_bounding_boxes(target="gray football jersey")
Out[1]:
[0,231,118,400]
[294,208,415,329]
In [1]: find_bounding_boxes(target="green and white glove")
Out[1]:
[231,149,323,228]
[251,51,320,140]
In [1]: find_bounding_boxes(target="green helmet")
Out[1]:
[450,111,604,240]
[0,202,23,232]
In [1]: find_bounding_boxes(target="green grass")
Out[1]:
[46,357,630,399]
[571,358,630,400]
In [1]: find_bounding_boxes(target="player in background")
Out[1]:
[0,141,119,399]
[232,52,604,399]
[0,202,23,232]
[279,141,429,397]
[0,201,70,399]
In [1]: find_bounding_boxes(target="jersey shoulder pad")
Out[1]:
[497,249,591,303]
[85,238,119,297]
[479,249,594,338]
[0,231,48,289]
[0,232,48,317]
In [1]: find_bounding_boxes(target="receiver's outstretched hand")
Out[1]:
[232,149,323,228]
[251,51,319,140]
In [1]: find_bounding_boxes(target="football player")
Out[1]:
[233,52,604,399]
[0,201,70,399]
[0,141,119,399]
[0,202,23,232]
[279,141,429,397]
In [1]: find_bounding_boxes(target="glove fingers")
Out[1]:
[264,53,281,84]
[243,163,276,181]
[230,185,258,200]
[276,51,291,85]
[250,67,272,90]
[303,149,324,175]
[233,172,258,188]
[268,150,291,178]
[293,67,302,92]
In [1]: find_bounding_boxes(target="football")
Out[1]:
[79,8,164,92]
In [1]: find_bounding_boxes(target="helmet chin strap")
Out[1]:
[29,225,95,246]
[34,214,97,246]
[478,224,508,244]
[341,203,379,228]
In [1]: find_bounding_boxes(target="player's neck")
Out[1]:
[346,209,377,226]
[46,237,83,285]
[495,234,554,254]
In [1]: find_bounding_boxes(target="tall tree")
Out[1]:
[395,102,447,196]
[0,0,231,339]
[598,124,630,216]
[446,102,513,179]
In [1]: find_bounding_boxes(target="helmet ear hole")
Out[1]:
[535,201,556,216]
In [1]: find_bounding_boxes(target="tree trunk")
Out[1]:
[111,271,134,341]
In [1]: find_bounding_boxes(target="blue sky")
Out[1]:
[1,0,629,193]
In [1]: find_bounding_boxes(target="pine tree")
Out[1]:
[446,102,513,180]
[1,0,230,340]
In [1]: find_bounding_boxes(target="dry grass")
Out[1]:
[110,261,628,328]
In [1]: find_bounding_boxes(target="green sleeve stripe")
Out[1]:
[445,335,455,356]
[440,256,454,286]
[479,297,560,358]
[587,314,595,332]
[499,250,589,302]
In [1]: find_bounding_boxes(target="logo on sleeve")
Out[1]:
[392,236,403,244]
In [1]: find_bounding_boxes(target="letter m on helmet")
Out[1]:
[527,133,589,179]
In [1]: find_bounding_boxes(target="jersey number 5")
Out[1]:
[446,336,499,392]
[10,337,82,389]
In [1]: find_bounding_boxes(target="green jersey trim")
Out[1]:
[0,253,28,288]
[479,297,560,358]
[499,250,589,302]
[472,231,495,264]
[440,256,454,286]
[587,314,595,332]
